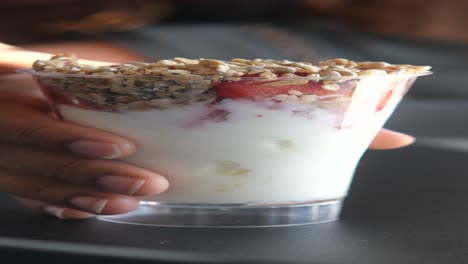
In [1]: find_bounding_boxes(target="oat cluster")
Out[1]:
[31,54,431,111]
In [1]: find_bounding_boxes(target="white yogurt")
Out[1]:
[58,77,409,204]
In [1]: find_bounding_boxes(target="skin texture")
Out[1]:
[0,42,414,219]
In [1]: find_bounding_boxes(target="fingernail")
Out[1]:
[97,176,145,195]
[44,205,95,219]
[389,131,416,145]
[44,205,65,219]
[404,135,416,145]
[68,140,122,159]
[70,196,109,214]
[61,209,95,219]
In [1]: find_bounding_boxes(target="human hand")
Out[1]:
[0,47,169,219]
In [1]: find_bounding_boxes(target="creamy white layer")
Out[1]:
[58,76,409,203]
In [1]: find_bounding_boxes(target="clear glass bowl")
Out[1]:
[19,69,430,227]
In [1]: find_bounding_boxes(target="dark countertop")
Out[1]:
[1,100,468,264]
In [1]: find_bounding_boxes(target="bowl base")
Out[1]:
[97,199,343,227]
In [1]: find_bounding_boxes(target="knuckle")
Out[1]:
[30,183,70,206]
[0,169,73,206]
[9,178,62,205]
[31,183,59,202]
[12,125,46,145]
[46,158,87,183]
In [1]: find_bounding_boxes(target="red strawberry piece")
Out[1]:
[376,90,393,112]
[213,80,354,100]
[39,83,76,106]
[186,107,229,128]
[199,108,229,122]
[338,78,403,129]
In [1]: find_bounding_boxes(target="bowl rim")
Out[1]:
[16,68,433,81]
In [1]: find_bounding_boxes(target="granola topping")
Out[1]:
[31,54,431,111]
[33,54,431,79]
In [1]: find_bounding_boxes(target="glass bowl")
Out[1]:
[19,68,431,227]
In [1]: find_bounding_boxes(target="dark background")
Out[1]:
[0,0,302,44]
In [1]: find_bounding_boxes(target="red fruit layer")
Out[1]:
[376,90,393,112]
[212,80,355,100]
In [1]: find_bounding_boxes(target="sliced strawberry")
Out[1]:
[213,80,295,99]
[185,107,229,128]
[39,83,77,107]
[199,108,229,122]
[338,78,404,129]
[376,90,393,112]
[213,80,354,100]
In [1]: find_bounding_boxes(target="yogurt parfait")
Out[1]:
[21,55,431,226]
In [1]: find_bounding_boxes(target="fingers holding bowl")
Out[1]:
[0,169,140,215]
[14,196,95,219]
